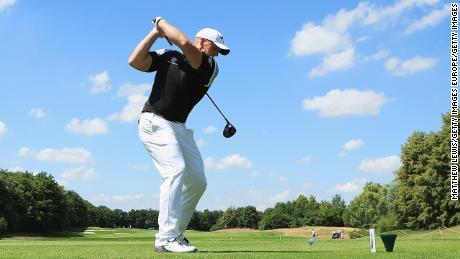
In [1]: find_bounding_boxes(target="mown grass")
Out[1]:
[0,226,458,258]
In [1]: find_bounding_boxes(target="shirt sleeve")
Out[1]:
[146,50,162,72]
[198,54,219,87]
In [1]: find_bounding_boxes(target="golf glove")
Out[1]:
[152,16,164,28]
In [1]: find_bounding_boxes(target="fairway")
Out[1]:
[0,227,459,258]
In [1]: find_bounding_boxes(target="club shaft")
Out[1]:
[163,34,229,124]
[164,36,173,46]
[205,93,229,123]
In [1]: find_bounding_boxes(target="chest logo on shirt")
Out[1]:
[168,57,178,66]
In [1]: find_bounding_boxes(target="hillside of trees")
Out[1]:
[0,113,458,235]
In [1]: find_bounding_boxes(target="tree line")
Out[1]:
[0,168,347,234]
[344,114,459,231]
[0,114,458,235]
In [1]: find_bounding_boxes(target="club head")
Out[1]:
[223,122,236,138]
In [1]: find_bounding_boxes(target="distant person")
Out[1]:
[331,230,341,239]
[311,229,318,238]
[129,17,230,253]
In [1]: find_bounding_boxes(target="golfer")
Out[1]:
[128,17,230,253]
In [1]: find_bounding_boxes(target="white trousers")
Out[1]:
[138,112,207,247]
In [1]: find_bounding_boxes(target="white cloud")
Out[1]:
[204,154,253,170]
[385,57,400,71]
[290,2,368,57]
[362,49,390,63]
[203,126,218,134]
[278,175,288,182]
[290,23,351,56]
[270,190,290,203]
[359,155,401,175]
[246,189,293,211]
[28,108,46,119]
[246,191,268,211]
[363,0,440,26]
[0,0,15,12]
[322,2,370,33]
[18,147,31,156]
[94,193,144,202]
[405,3,449,34]
[309,48,355,77]
[131,164,150,172]
[65,118,108,136]
[331,178,368,193]
[343,139,364,150]
[61,166,98,181]
[290,0,442,76]
[356,36,371,43]
[108,83,150,123]
[117,83,150,98]
[302,89,387,117]
[8,166,23,172]
[250,171,261,177]
[18,147,92,165]
[0,120,7,139]
[195,139,206,148]
[337,152,348,159]
[298,156,312,164]
[118,95,149,122]
[385,56,437,76]
[89,70,110,95]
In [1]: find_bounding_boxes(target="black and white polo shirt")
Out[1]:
[142,49,219,123]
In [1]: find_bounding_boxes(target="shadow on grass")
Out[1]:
[200,250,316,254]
[1,227,87,239]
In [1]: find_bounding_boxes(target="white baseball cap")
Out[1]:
[196,28,230,55]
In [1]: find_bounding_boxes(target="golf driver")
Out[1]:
[205,93,237,138]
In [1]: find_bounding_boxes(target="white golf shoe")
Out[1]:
[155,238,197,253]
[179,237,191,245]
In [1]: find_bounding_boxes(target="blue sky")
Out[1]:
[0,0,451,211]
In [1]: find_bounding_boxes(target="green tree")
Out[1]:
[291,195,319,226]
[237,206,260,229]
[2,171,70,232]
[112,209,128,228]
[215,207,239,229]
[258,208,291,230]
[128,209,151,228]
[199,209,222,231]
[91,206,115,228]
[393,114,460,229]
[345,182,388,228]
[331,194,346,215]
[146,209,159,229]
[376,179,400,232]
[30,172,70,231]
[188,211,203,230]
[316,201,343,226]
[189,209,222,231]
[0,173,15,232]
[65,190,90,228]
[1,171,35,231]
[0,217,8,235]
